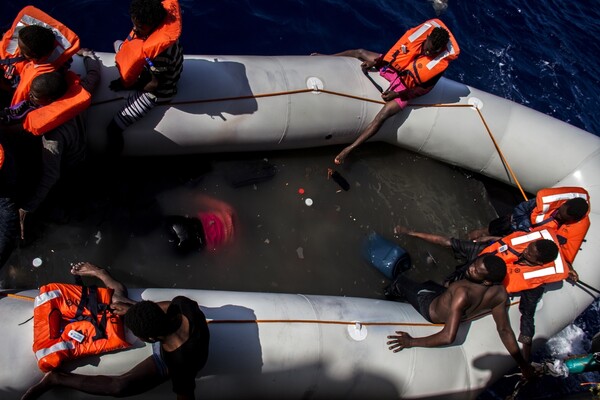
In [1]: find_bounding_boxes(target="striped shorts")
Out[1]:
[113,91,172,130]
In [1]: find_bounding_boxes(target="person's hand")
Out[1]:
[568,268,579,282]
[109,301,132,316]
[77,48,97,59]
[393,225,412,236]
[381,90,399,102]
[18,208,27,240]
[109,79,126,91]
[519,362,537,381]
[361,59,377,70]
[386,331,413,352]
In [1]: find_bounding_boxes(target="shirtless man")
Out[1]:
[385,254,534,379]
[22,262,210,400]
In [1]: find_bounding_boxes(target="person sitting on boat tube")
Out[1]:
[106,0,183,156]
[384,253,535,380]
[22,261,210,400]
[392,224,571,362]
[469,186,590,270]
[312,19,459,165]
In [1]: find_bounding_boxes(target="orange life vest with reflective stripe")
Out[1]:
[115,0,182,87]
[20,71,91,136]
[33,283,130,372]
[0,6,80,101]
[479,229,568,293]
[382,19,459,89]
[530,187,590,264]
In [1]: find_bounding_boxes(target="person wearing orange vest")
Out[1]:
[22,261,210,400]
[0,6,80,106]
[312,19,459,165]
[392,224,572,360]
[0,49,100,241]
[106,0,183,156]
[469,187,590,267]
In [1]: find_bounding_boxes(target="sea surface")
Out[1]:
[1,0,599,399]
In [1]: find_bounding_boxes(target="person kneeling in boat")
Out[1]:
[393,224,571,362]
[107,0,183,156]
[22,262,210,400]
[469,186,590,273]
[0,49,100,241]
[313,19,459,165]
[385,254,534,379]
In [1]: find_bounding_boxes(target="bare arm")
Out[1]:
[394,225,452,247]
[70,262,133,305]
[387,289,467,351]
[491,293,534,379]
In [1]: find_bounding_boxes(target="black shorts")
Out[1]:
[387,275,446,322]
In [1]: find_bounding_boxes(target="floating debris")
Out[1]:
[296,247,304,259]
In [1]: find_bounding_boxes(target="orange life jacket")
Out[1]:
[115,0,182,87]
[0,6,80,98]
[479,229,568,293]
[382,19,460,89]
[529,187,591,264]
[33,283,130,372]
[20,71,91,136]
[0,144,4,169]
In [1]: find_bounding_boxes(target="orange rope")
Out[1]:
[0,293,35,301]
[90,86,527,201]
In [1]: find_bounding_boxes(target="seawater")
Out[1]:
[1,1,598,398]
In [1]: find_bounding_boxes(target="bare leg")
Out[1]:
[311,48,380,63]
[22,356,165,399]
[70,261,133,305]
[334,100,402,164]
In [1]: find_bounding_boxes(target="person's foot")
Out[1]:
[70,261,102,278]
[334,147,351,165]
[21,371,57,400]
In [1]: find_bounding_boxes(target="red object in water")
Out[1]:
[298,188,305,194]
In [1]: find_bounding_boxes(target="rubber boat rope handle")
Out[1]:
[92,87,528,202]
[2,292,521,328]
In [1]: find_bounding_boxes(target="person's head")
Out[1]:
[124,300,177,342]
[129,0,167,39]
[165,215,205,254]
[422,27,449,57]
[467,254,506,285]
[556,197,589,224]
[522,239,559,265]
[18,25,55,61]
[29,72,68,106]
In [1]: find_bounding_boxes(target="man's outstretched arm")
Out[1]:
[387,289,467,351]
[490,293,534,379]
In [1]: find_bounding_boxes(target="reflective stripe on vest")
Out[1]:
[7,15,74,64]
[521,229,565,280]
[34,289,62,307]
[35,341,75,361]
[536,191,589,223]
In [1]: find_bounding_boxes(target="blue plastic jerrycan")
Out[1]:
[362,231,411,280]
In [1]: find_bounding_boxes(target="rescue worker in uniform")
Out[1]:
[312,19,460,165]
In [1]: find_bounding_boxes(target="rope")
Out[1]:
[0,293,35,301]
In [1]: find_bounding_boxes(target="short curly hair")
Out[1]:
[130,0,167,28]
[429,27,450,52]
[534,239,559,264]
[18,25,55,59]
[564,197,589,221]
[31,72,68,101]
[482,255,507,284]
[124,301,170,339]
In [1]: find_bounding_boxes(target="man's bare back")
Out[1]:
[428,279,507,323]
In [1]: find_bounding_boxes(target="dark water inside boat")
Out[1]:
[3,143,501,297]
[1,0,599,398]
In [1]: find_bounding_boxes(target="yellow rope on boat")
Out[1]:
[91,86,529,201]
